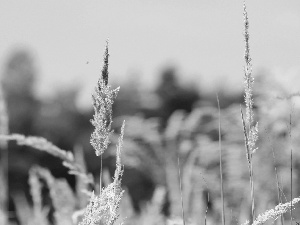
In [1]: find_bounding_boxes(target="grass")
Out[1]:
[1,1,300,225]
[217,93,225,225]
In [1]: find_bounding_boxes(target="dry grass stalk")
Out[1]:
[217,94,225,225]
[288,113,293,225]
[241,1,258,221]
[90,41,120,196]
[79,43,125,225]
[0,133,94,186]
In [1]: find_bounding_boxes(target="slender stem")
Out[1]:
[250,156,255,221]
[289,113,292,225]
[100,154,103,195]
[217,94,225,225]
[177,156,185,225]
[271,143,284,225]
[205,192,209,225]
[241,106,255,221]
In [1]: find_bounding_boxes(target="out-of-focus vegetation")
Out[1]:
[1,47,300,225]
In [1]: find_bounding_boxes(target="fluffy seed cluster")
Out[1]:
[243,1,258,155]
[80,122,125,225]
[242,197,300,225]
[79,184,124,225]
[90,42,120,156]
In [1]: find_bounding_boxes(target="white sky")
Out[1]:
[1,0,300,106]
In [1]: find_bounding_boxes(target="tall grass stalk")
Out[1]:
[90,40,118,195]
[271,143,284,225]
[241,1,258,221]
[80,42,125,225]
[289,113,292,224]
[217,94,225,225]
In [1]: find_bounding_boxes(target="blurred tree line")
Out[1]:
[1,49,246,219]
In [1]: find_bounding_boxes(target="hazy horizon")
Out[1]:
[1,0,300,108]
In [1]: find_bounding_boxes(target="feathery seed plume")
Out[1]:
[241,197,300,225]
[90,41,119,156]
[243,1,258,155]
[241,1,258,221]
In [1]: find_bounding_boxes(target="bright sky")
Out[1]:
[1,0,300,107]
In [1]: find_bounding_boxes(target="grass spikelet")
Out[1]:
[243,0,258,154]
[241,197,300,225]
[90,41,119,157]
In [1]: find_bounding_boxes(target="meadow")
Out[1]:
[1,2,300,225]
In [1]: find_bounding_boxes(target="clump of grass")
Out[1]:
[1,2,300,225]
